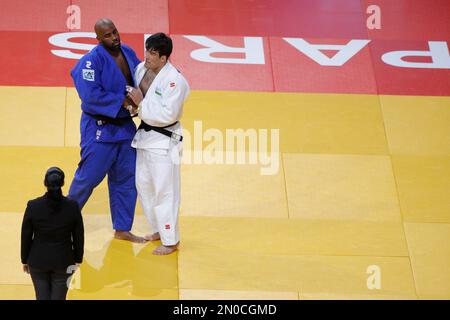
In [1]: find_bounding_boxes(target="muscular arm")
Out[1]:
[126,67,156,114]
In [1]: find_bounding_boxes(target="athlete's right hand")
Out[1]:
[123,96,137,109]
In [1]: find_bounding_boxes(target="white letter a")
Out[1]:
[283,38,370,66]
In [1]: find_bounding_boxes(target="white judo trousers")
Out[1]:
[132,61,189,246]
[136,145,181,245]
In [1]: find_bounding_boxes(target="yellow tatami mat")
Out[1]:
[1,87,449,299]
[178,247,416,296]
[0,86,66,147]
[380,95,450,156]
[404,223,450,299]
[182,91,388,155]
[0,146,286,218]
[0,285,36,300]
[177,216,415,298]
[0,213,178,300]
[65,88,83,147]
[283,153,402,221]
[0,213,32,285]
[180,163,287,218]
[68,217,179,300]
[392,156,450,223]
[180,216,408,257]
[0,146,78,213]
[64,89,388,155]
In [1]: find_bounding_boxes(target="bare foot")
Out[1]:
[144,232,160,241]
[114,231,147,243]
[153,242,179,255]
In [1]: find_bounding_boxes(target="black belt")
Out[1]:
[138,121,183,142]
[84,112,134,126]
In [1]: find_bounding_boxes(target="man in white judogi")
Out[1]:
[127,33,190,255]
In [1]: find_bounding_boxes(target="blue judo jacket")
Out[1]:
[71,44,141,147]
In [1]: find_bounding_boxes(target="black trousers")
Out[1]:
[29,267,72,300]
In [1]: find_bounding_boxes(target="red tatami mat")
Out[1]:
[168,0,368,38]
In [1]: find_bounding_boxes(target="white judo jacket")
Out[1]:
[131,61,190,150]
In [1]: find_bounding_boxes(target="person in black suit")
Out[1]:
[21,167,84,300]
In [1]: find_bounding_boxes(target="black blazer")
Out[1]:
[21,193,84,270]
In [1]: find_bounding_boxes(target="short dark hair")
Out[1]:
[145,32,173,59]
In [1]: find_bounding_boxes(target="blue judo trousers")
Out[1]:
[69,44,141,231]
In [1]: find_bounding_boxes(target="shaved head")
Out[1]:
[94,18,121,52]
[94,18,115,37]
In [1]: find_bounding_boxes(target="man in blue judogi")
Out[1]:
[69,18,145,242]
